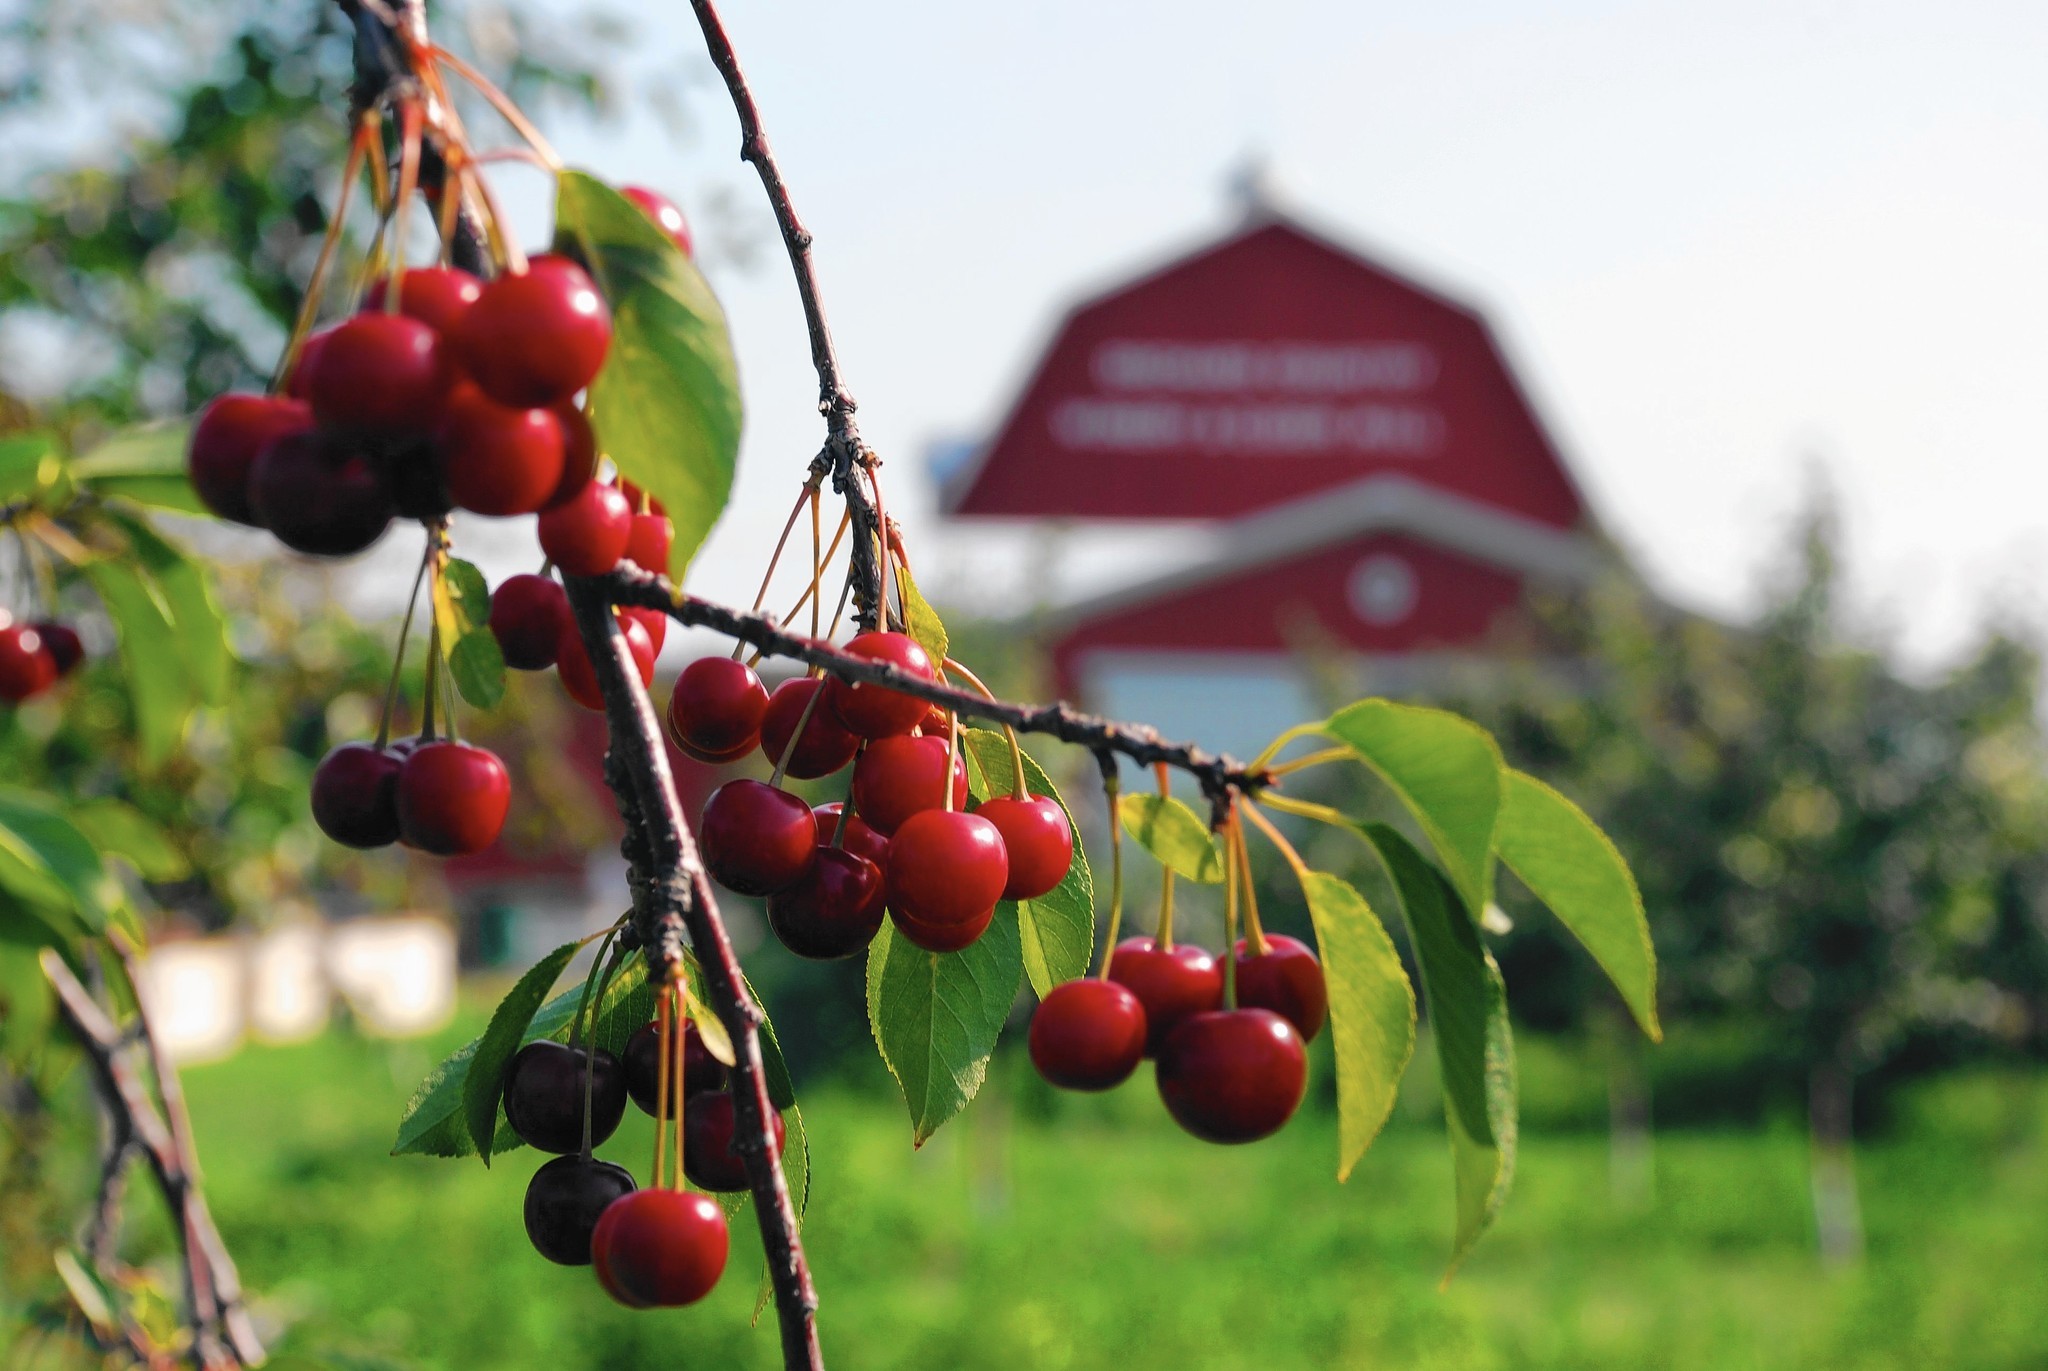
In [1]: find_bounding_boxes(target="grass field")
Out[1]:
[174,1008,2048,1371]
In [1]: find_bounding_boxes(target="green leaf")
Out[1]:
[441,558,492,633]
[67,798,190,881]
[1363,823,1516,1278]
[460,942,580,1164]
[742,969,799,1111]
[960,729,1093,995]
[448,631,507,710]
[896,563,949,665]
[1495,770,1660,1040]
[82,560,195,767]
[72,421,203,512]
[0,789,122,933]
[0,433,59,504]
[1118,792,1224,884]
[1323,699,1504,916]
[102,510,234,708]
[556,171,743,581]
[866,913,1022,1145]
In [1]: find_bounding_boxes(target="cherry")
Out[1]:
[302,312,453,437]
[435,385,564,516]
[622,185,694,256]
[395,740,510,856]
[827,631,938,739]
[524,1155,634,1266]
[537,480,633,577]
[1155,1008,1308,1144]
[502,1038,629,1154]
[310,742,403,848]
[665,657,769,763]
[973,794,1073,900]
[489,573,571,671]
[187,393,311,525]
[767,847,885,959]
[757,677,860,779]
[619,606,667,655]
[363,266,483,336]
[374,441,454,521]
[0,624,57,702]
[30,622,84,677]
[591,1188,728,1308]
[683,1089,786,1192]
[456,254,612,408]
[890,902,996,954]
[811,803,891,873]
[1232,934,1329,1043]
[555,614,656,712]
[848,735,968,837]
[624,1020,728,1116]
[884,810,1008,930]
[284,328,331,401]
[617,479,666,518]
[1029,979,1148,1091]
[247,429,394,557]
[548,402,597,509]
[913,702,953,738]
[624,509,673,575]
[699,779,816,896]
[1107,938,1225,1056]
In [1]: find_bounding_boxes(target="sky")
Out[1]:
[463,0,2048,671]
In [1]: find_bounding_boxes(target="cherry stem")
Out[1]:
[1154,765,1176,948]
[1221,811,1241,1010]
[942,704,960,814]
[1267,747,1352,779]
[808,484,823,640]
[419,611,441,744]
[429,44,565,169]
[670,975,688,1190]
[1095,761,1124,980]
[869,469,899,633]
[1251,791,1349,830]
[272,113,372,393]
[1238,803,1303,956]
[373,544,433,749]
[942,658,1022,799]
[772,507,850,642]
[1247,721,1329,775]
[578,934,625,1160]
[767,669,827,791]
[830,783,857,850]
[742,483,818,630]
[567,923,620,1055]
[386,98,424,302]
[652,986,673,1190]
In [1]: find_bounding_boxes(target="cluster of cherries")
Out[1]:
[0,614,85,704]
[505,1008,770,1308]
[662,629,1077,959]
[1030,931,1328,1144]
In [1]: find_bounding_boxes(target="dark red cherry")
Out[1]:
[524,1154,634,1266]
[503,1039,628,1154]
[435,384,564,516]
[373,440,453,521]
[665,657,768,763]
[456,254,612,408]
[622,185,694,256]
[556,614,655,711]
[827,632,938,738]
[310,742,403,848]
[1029,979,1148,1091]
[1155,1008,1308,1144]
[624,1019,729,1116]
[547,402,597,509]
[971,794,1073,900]
[591,1188,728,1309]
[699,779,816,896]
[811,803,890,873]
[538,480,633,577]
[913,702,953,738]
[284,328,332,401]
[29,622,84,677]
[396,740,510,856]
[848,734,968,836]
[884,809,1008,929]
[1232,934,1329,1043]
[890,901,996,954]
[187,393,311,525]
[623,509,673,576]
[248,429,394,557]
[362,266,483,336]
[758,677,860,779]
[0,624,58,702]
[619,606,667,655]
[767,848,885,960]
[1107,938,1225,1056]
[303,312,453,437]
[683,1089,786,1192]
[489,573,570,671]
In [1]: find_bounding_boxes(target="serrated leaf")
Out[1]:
[1363,823,1516,1278]
[1324,699,1504,916]
[684,983,737,1067]
[1495,770,1660,1039]
[102,509,234,708]
[67,798,189,881]
[897,563,948,665]
[441,558,492,633]
[744,969,799,1111]
[556,171,742,581]
[460,942,580,1164]
[448,630,507,710]
[1118,792,1223,884]
[866,913,1022,1145]
[72,421,202,512]
[82,560,194,767]
[960,729,1093,994]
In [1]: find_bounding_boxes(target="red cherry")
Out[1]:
[0,624,58,702]
[848,734,968,836]
[396,741,510,856]
[1029,979,1148,1091]
[456,254,611,408]
[362,266,483,335]
[810,803,890,873]
[248,429,394,557]
[622,186,694,256]
[302,312,453,437]
[284,328,332,401]
[310,742,403,848]
[1155,1008,1308,1144]
[547,402,597,509]
[187,393,311,525]
[556,614,655,711]
[913,702,953,738]
[698,779,815,896]
[616,479,666,518]
[435,385,564,516]
[757,677,860,779]
[766,847,886,960]
[1232,934,1329,1043]
[619,606,667,655]
[623,509,674,575]
[890,902,996,954]
[591,1188,728,1309]
[624,1019,728,1116]
[884,810,1008,929]
[489,574,571,671]
[827,632,938,738]
[537,480,633,577]
[974,794,1073,900]
[664,657,768,763]
[682,1089,787,1192]
[1107,938,1224,1056]
[29,622,83,677]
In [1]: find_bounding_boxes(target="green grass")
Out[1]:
[174,1015,2048,1371]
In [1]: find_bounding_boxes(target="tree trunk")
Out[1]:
[1808,1059,1864,1267]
